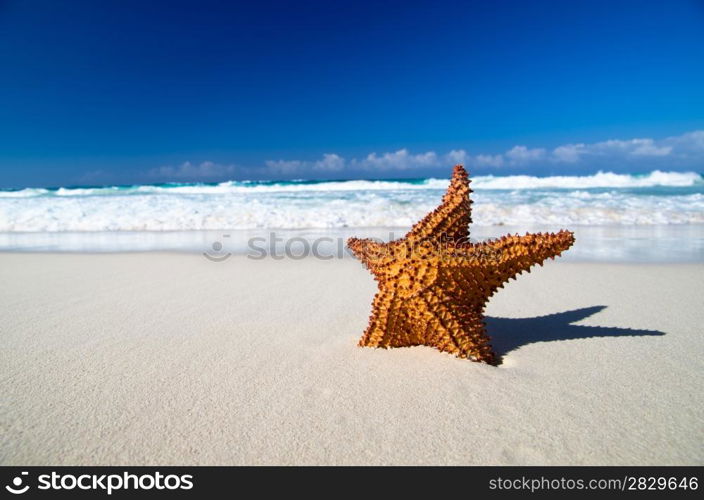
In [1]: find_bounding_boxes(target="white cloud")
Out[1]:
[670,130,704,152]
[265,153,346,176]
[499,131,702,167]
[263,159,304,176]
[314,153,345,172]
[142,130,704,180]
[351,149,439,171]
[444,149,469,165]
[588,138,672,157]
[630,139,672,157]
[552,143,586,163]
[473,154,504,167]
[149,161,237,181]
[505,146,547,165]
[584,137,673,158]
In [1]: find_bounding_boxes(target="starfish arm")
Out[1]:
[459,230,575,292]
[346,237,393,278]
[347,237,384,264]
[404,164,472,244]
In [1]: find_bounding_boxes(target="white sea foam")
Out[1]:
[0,171,702,232]
[1,170,700,199]
[0,187,51,198]
[470,170,702,189]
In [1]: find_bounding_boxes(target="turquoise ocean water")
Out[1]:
[1,170,702,261]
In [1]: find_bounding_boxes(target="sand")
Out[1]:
[0,253,702,465]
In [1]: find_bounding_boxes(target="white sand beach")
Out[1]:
[1,253,702,465]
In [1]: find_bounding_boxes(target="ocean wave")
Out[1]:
[0,187,51,198]
[1,170,703,231]
[1,192,702,231]
[1,170,700,198]
[471,170,702,189]
[1,179,448,198]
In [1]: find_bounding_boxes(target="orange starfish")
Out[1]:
[347,165,575,364]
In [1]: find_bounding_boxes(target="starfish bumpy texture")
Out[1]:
[347,165,575,364]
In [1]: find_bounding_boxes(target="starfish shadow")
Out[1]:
[485,305,664,364]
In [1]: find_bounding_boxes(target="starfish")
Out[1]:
[347,165,575,364]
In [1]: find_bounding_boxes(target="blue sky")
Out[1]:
[0,0,703,187]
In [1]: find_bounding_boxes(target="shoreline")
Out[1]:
[1,223,703,262]
[1,254,702,465]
